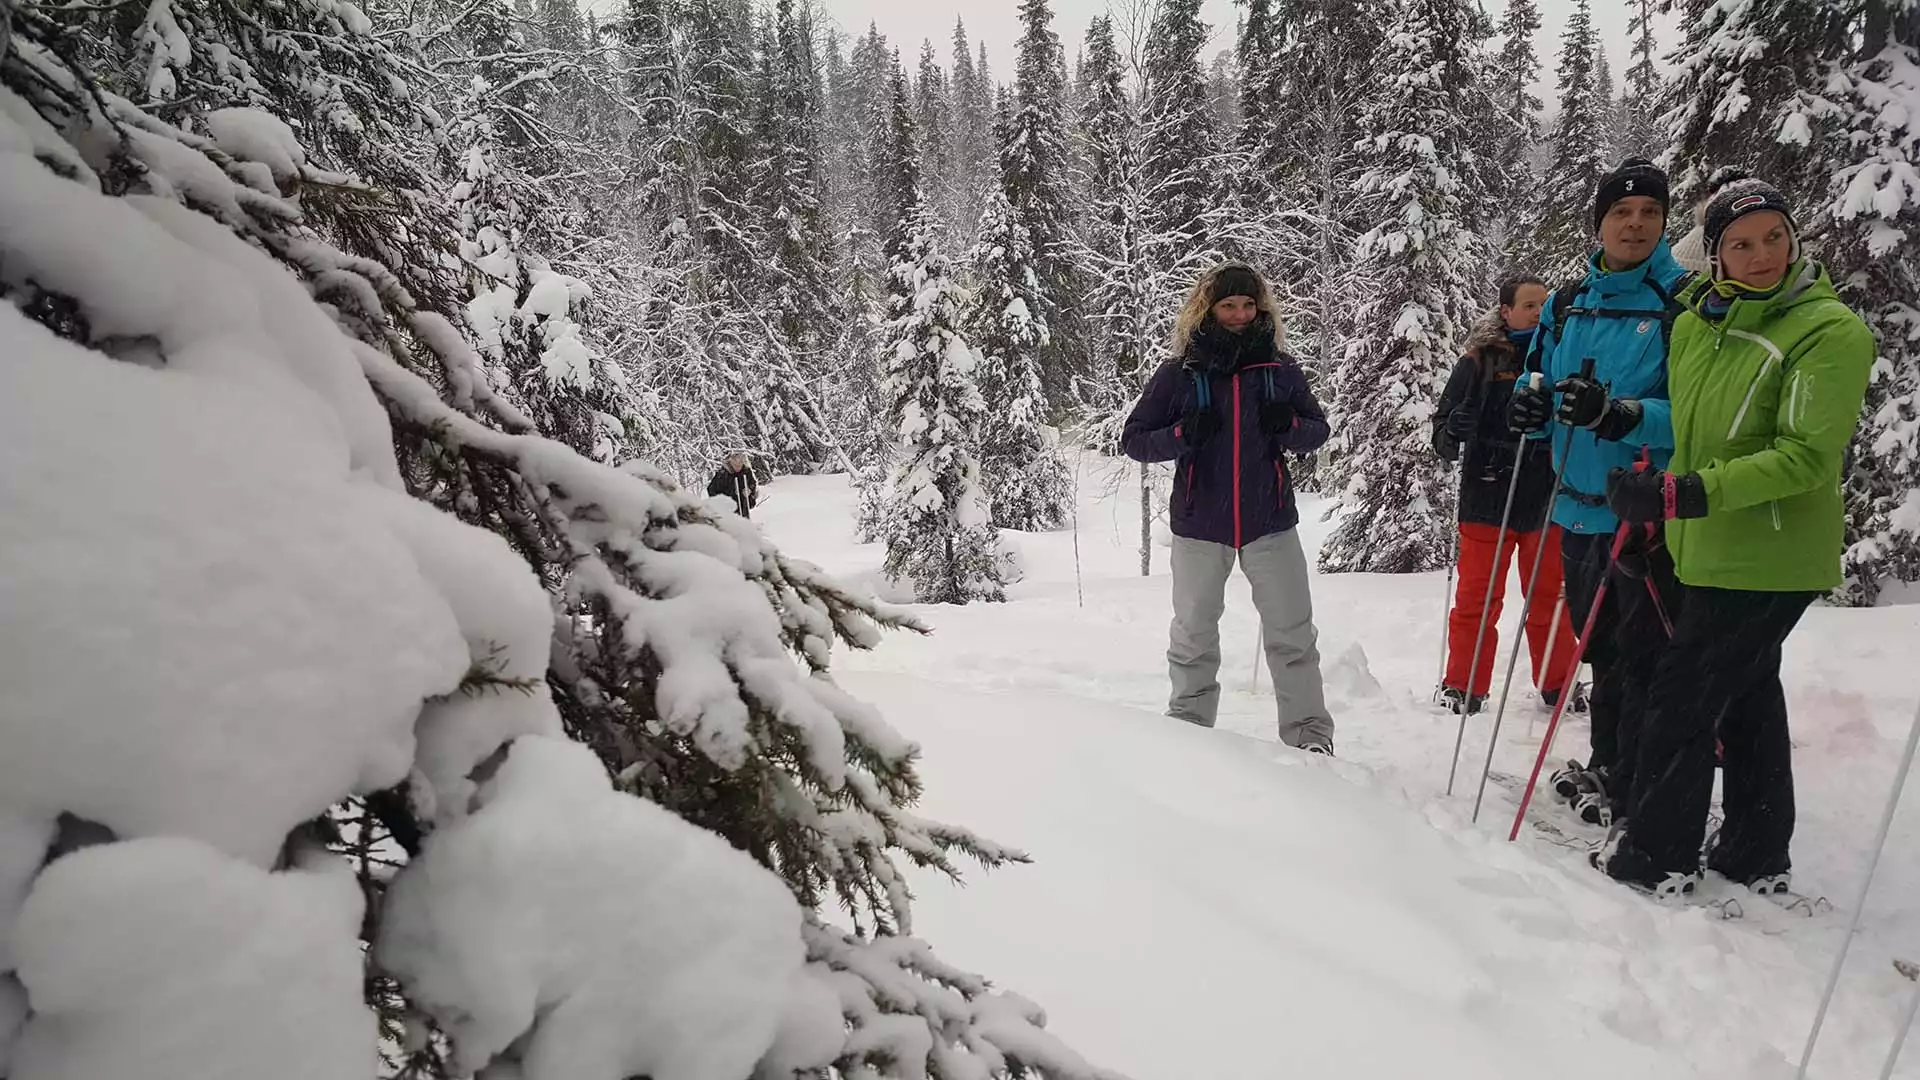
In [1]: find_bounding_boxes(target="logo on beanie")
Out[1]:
[1731,194,1769,212]
[1625,180,1635,192]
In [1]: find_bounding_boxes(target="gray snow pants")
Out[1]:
[1167,528,1334,748]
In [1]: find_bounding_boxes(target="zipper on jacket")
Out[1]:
[1232,371,1244,548]
[1771,501,1782,531]
[1185,461,1195,509]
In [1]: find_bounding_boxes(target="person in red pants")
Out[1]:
[1431,278,1583,715]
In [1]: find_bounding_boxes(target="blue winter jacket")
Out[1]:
[1526,239,1695,534]
[1121,345,1331,549]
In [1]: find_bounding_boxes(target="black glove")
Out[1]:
[1179,407,1221,449]
[1507,383,1551,434]
[1443,406,1479,441]
[1606,467,1708,523]
[1593,398,1644,442]
[1259,400,1296,436]
[1554,375,1611,429]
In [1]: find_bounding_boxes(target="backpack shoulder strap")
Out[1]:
[1189,368,1212,410]
[1648,271,1698,353]
[1549,282,1581,332]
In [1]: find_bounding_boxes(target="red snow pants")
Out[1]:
[1445,523,1579,697]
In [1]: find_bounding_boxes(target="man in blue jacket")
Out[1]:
[1506,158,1695,825]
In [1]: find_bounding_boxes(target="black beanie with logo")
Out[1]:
[1592,157,1672,232]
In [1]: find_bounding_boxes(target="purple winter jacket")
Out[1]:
[1121,344,1331,549]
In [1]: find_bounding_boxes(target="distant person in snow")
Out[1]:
[1431,277,1581,717]
[1121,261,1336,755]
[1593,179,1873,898]
[707,451,758,519]
[1505,157,1694,827]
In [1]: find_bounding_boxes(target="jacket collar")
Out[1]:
[1690,260,1832,327]
[1583,237,1685,299]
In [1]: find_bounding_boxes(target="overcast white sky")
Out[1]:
[807,0,1683,105]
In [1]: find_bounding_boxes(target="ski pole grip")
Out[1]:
[1578,356,1597,380]
[1527,372,1543,390]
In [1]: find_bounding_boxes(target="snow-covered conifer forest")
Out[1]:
[1,0,1916,1074]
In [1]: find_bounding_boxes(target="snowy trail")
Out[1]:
[758,465,1920,1078]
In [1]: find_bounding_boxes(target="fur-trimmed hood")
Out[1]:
[1462,307,1516,365]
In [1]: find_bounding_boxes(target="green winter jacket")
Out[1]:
[1664,261,1874,592]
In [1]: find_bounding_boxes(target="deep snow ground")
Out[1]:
[753,460,1920,1079]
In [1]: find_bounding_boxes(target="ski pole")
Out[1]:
[1475,359,1592,812]
[1446,396,1533,796]
[1433,457,1465,705]
[1508,517,1632,842]
[1475,588,1566,824]
[1879,959,1920,1080]
[1797,694,1920,1079]
[1527,593,1566,739]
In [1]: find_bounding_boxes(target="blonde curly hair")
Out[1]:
[1170,260,1290,358]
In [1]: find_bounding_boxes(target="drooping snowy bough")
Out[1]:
[0,8,1119,1078]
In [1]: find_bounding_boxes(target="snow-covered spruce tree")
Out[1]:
[1069,13,1157,442]
[946,19,995,243]
[1526,0,1608,280]
[915,38,953,211]
[1592,38,1619,168]
[1006,0,1087,410]
[877,60,923,260]
[444,0,639,463]
[0,8,1121,1078]
[1263,0,1377,381]
[965,190,1076,531]
[878,195,1007,604]
[1661,0,1920,604]
[848,25,903,262]
[746,0,847,474]
[1318,0,1484,574]
[1207,49,1240,135]
[1616,0,1662,159]
[1235,0,1286,200]
[1490,0,1544,269]
[1138,0,1227,330]
[453,140,635,462]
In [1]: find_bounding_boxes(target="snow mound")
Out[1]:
[9,839,369,1080]
[376,737,821,1080]
[0,307,468,867]
[201,108,305,190]
[1323,640,1385,701]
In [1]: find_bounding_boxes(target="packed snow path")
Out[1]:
[757,465,1920,1079]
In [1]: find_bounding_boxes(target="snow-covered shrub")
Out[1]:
[877,198,1007,604]
[965,190,1074,533]
[0,9,1115,1078]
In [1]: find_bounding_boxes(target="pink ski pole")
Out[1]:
[1508,518,1634,842]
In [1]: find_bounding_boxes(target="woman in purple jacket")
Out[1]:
[1121,262,1336,753]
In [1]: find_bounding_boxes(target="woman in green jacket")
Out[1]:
[1595,179,1875,897]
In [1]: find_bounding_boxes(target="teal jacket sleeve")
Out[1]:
[1627,396,1674,450]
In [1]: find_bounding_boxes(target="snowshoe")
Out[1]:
[1574,789,1612,827]
[1301,738,1334,757]
[1590,845,1700,901]
[1438,687,1486,715]
[1542,682,1589,714]
[1550,759,1589,801]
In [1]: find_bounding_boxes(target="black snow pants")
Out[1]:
[1617,586,1816,881]
[1559,528,1680,805]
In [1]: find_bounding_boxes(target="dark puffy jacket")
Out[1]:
[1431,313,1556,530]
[1121,319,1331,548]
[707,465,757,518]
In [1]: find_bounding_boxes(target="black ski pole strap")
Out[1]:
[1558,482,1609,508]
